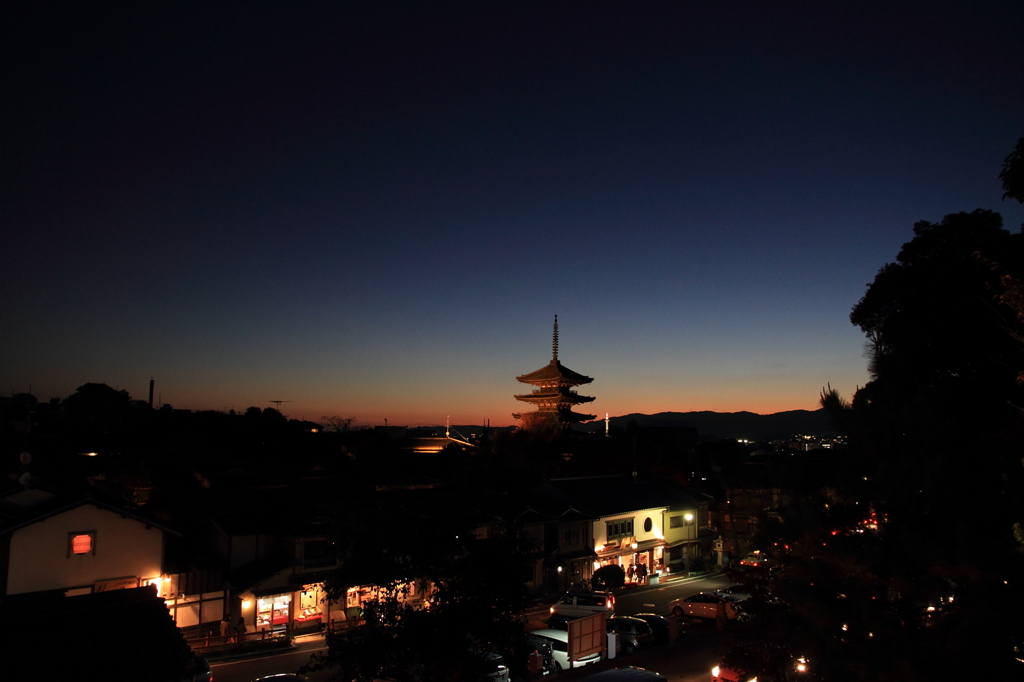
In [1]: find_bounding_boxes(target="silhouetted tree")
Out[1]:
[999,136,1024,204]
[321,415,357,432]
[591,564,625,590]
[306,495,532,682]
[758,143,1024,681]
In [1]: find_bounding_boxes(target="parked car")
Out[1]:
[550,591,616,619]
[476,651,510,682]
[715,584,752,601]
[191,655,212,682]
[711,644,808,682]
[581,666,668,681]
[738,552,776,569]
[630,613,672,644]
[526,629,602,672]
[711,662,751,682]
[523,635,557,675]
[607,616,655,654]
[669,593,740,620]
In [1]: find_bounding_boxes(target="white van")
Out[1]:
[526,629,602,672]
[549,591,616,618]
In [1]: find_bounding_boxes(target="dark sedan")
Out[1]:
[630,613,672,644]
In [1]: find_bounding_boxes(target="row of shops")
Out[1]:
[232,578,430,638]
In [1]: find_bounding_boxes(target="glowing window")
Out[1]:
[69,532,95,556]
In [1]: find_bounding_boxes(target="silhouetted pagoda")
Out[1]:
[514,316,595,429]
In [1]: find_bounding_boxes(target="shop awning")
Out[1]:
[634,538,663,552]
[250,585,293,598]
[288,570,335,586]
[663,538,699,549]
[597,537,664,554]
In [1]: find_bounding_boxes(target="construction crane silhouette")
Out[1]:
[268,400,291,411]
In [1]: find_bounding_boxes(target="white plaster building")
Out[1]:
[0,485,175,598]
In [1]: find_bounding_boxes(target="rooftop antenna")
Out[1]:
[552,314,559,361]
[269,400,291,412]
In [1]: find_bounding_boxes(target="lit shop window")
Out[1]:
[69,532,96,556]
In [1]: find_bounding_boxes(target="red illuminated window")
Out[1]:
[69,532,96,556]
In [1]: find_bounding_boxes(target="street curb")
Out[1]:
[204,641,300,663]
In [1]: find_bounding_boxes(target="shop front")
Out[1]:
[252,587,331,633]
[256,592,291,632]
[157,571,227,635]
[295,585,325,625]
[239,578,432,636]
[594,537,666,584]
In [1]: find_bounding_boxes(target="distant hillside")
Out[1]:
[576,409,835,441]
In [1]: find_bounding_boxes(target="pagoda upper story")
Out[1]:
[514,316,595,428]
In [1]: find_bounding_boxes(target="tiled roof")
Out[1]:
[516,359,593,386]
[513,389,595,404]
[530,476,711,518]
[0,484,179,537]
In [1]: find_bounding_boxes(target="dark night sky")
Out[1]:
[3,2,1023,426]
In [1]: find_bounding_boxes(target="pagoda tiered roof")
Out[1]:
[516,359,593,387]
[513,316,596,427]
[513,388,595,405]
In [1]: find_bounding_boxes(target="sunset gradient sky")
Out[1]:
[4,2,1023,426]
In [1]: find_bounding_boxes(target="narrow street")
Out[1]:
[210,572,736,681]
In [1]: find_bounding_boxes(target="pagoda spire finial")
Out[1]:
[553,315,559,360]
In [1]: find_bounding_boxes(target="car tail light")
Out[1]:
[609,595,616,608]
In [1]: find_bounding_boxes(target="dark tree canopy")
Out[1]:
[849,209,1024,440]
[1000,136,1024,204]
[306,493,533,682]
[765,180,1024,679]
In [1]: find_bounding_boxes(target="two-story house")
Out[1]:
[0,483,176,599]
[0,479,235,643]
[661,489,716,572]
[530,475,717,585]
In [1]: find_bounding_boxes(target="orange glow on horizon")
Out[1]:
[171,394,830,429]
